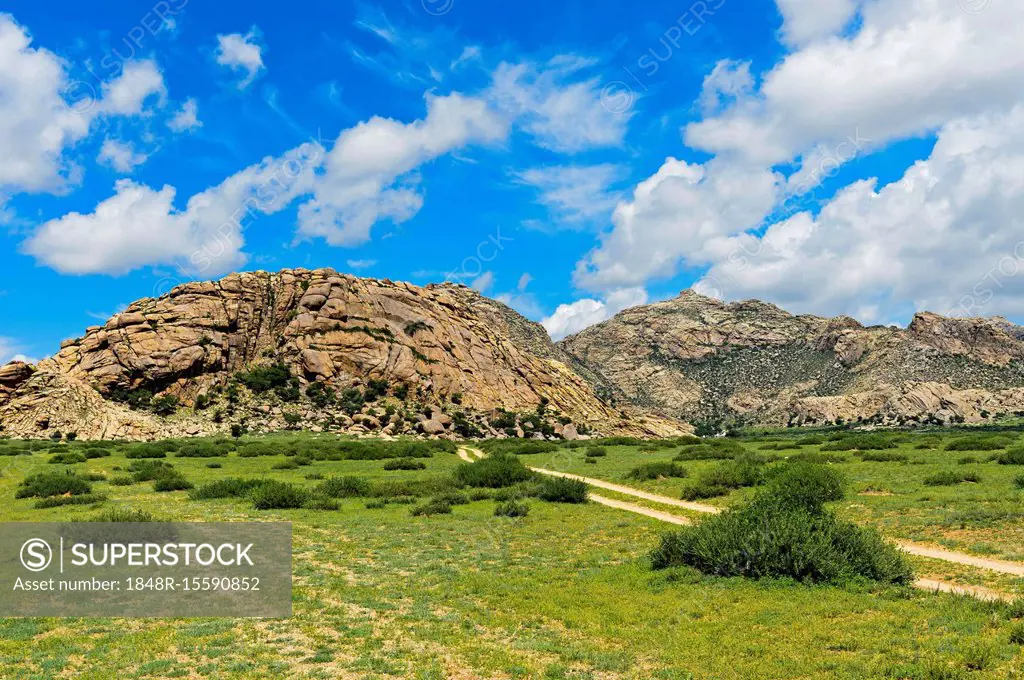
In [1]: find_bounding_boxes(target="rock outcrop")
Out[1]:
[560,290,1024,427]
[0,269,685,440]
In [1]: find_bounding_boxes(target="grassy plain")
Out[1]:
[0,429,1022,679]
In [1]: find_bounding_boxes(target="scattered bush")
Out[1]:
[383,458,427,471]
[34,494,107,509]
[410,499,452,516]
[110,475,135,486]
[944,436,1013,452]
[84,449,111,459]
[189,478,267,500]
[1015,475,1024,490]
[787,452,848,464]
[153,472,194,492]
[924,471,982,486]
[250,481,310,510]
[858,452,909,463]
[304,497,340,511]
[87,507,156,522]
[494,500,530,517]
[316,476,371,498]
[585,446,608,458]
[958,456,979,465]
[453,454,534,488]
[536,476,588,503]
[151,395,180,416]
[651,464,912,585]
[997,448,1024,465]
[681,455,765,501]
[16,472,93,498]
[124,448,167,459]
[77,472,107,482]
[272,459,300,470]
[48,452,87,464]
[822,435,898,451]
[129,460,175,482]
[206,462,223,469]
[1010,622,1024,646]
[626,462,688,481]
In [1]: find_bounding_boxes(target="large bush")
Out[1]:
[821,434,899,452]
[536,476,588,503]
[17,472,93,498]
[315,476,371,498]
[681,455,765,501]
[453,454,535,488]
[250,481,310,510]
[998,447,1024,465]
[626,462,688,481]
[650,464,912,585]
[189,478,268,500]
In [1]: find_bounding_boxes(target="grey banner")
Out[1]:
[0,522,291,617]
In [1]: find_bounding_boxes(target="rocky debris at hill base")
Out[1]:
[0,268,687,441]
[561,290,1024,428]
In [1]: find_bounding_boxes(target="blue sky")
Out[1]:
[2,0,1024,363]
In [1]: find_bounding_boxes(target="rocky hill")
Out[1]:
[559,291,1024,428]
[0,269,685,441]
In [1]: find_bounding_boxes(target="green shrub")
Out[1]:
[109,475,135,486]
[1010,622,1024,646]
[536,476,588,503]
[250,481,310,510]
[129,460,175,482]
[681,455,765,501]
[1015,475,1024,490]
[674,439,746,461]
[124,448,167,459]
[453,454,534,488]
[494,500,530,517]
[626,462,688,481]
[84,449,111,459]
[304,497,340,511]
[585,446,607,458]
[16,472,93,498]
[822,435,898,451]
[189,478,267,500]
[77,472,107,482]
[924,471,982,486]
[206,462,223,469]
[365,499,389,509]
[410,499,453,516]
[651,467,912,585]
[153,472,194,492]
[34,494,107,509]
[383,458,427,471]
[433,491,470,506]
[787,452,848,464]
[958,456,979,465]
[48,452,87,464]
[858,452,909,463]
[944,436,1013,452]
[272,459,300,470]
[174,441,232,458]
[87,507,156,522]
[997,447,1024,465]
[316,476,371,498]
[151,395,180,416]
[236,363,293,393]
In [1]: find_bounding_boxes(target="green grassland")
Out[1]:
[0,429,1022,678]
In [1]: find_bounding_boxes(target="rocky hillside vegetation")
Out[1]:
[560,291,1024,429]
[0,269,684,441]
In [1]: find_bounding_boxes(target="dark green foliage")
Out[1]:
[34,494,107,509]
[109,387,154,410]
[383,458,427,471]
[958,456,979,465]
[250,481,310,510]
[87,507,156,522]
[17,472,93,498]
[944,436,1014,452]
[77,472,107,482]
[681,455,765,501]
[674,439,746,461]
[48,452,87,464]
[651,465,912,585]
[315,476,371,498]
[174,440,233,457]
[109,475,135,486]
[585,446,608,458]
[194,394,211,410]
[236,363,293,393]
[1009,623,1024,645]
[453,454,534,488]
[997,447,1024,465]
[364,379,389,401]
[452,411,484,439]
[858,452,909,463]
[404,320,432,336]
[1015,474,1024,490]
[821,434,898,451]
[923,471,982,486]
[124,446,168,459]
[494,500,529,517]
[153,471,193,492]
[304,498,340,511]
[338,388,365,415]
[306,382,335,407]
[786,452,848,464]
[433,491,470,506]
[272,459,300,470]
[479,439,558,456]
[151,395,180,416]
[84,449,111,459]
[692,420,723,437]
[536,476,588,503]
[189,478,267,500]
[128,460,175,482]
[206,462,223,469]
[410,498,452,516]
[626,462,688,481]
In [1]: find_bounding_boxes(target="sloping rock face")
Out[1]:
[0,269,685,440]
[560,291,1024,427]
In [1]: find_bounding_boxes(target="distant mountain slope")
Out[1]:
[0,269,684,440]
[559,291,1024,427]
